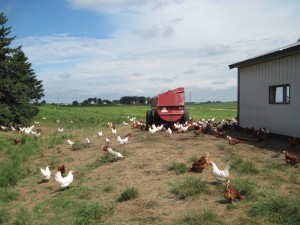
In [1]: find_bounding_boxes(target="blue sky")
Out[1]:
[1,0,300,104]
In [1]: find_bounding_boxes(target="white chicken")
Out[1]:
[55,170,74,189]
[108,147,124,159]
[112,128,117,135]
[123,121,129,125]
[67,139,74,147]
[98,130,103,137]
[40,166,51,181]
[57,128,64,132]
[86,137,90,145]
[24,125,34,134]
[149,126,157,134]
[117,135,129,144]
[156,124,164,132]
[179,124,189,133]
[208,161,230,183]
[105,137,110,145]
[165,127,172,135]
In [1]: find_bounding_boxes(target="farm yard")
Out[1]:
[0,102,300,225]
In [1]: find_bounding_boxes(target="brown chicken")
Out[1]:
[227,135,243,145]
[189,152,209,173]
[283,150,300,166]
[102,145,109,154]
[214,128,225,138]
[57,164,66,176]
[194,125,203,136]
[14,138,21,144]
[224,180,245,203]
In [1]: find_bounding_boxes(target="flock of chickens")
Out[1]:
[189,152,244,202]
[1,115,299,203]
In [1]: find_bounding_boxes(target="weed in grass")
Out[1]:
[170,177,210,200]
[217,143,226,150]
[71,141,82,151]
[237,161,260,174]
[0,188,19,203]
[0,208,10,224]
[174,210,226,225]
[103,185,114,193]
[233,179,257,200]
[118,187,139,202]
[167,162,187,175]
[13,208,32,225]
[49,155,60,170]
[75,201,115,225]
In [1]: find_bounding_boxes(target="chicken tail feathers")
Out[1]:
[224,162,230,176]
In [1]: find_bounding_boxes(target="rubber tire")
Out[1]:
[146,110,153,129]
[181,111,189,123]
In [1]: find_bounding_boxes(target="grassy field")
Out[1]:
[1,102,300,225]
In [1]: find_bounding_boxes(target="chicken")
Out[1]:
[57,128,64,132]
[226,135,243,145]
[107,147,124,159]
[179,124,189,133]
[57,164,66,176]
[40,166,51,181]
[97,130,103,137]
[214,128,225,138]
[208,161,230,183]
[148,126,157,134]
[189,152,209,173]
[165,127,172,135]
[67,139,74,147]
[55,170,74,189]
[194,125,203,136]
[102,145,109,154]
[86,137,90,145]
[14,138,21,144]
[224,180,245,203]
[111,128,117,135]
[105,137,110,145]
[117,133,131,144]
[283,150,300,166]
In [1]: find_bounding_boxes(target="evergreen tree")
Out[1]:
[0,12,44,125]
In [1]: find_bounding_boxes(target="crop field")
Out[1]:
[1,102,300,225]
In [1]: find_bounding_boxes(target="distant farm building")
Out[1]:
[229,39,300,138]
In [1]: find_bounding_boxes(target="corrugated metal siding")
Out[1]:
[239,53,300,138]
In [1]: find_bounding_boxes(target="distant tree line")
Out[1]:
[71,96,150,106]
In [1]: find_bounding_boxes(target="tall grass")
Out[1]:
[75,201,115,225]
[249,191,300,224]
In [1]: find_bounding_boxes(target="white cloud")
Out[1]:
[14,0,300,103]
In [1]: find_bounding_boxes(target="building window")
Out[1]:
[269,84,290,104]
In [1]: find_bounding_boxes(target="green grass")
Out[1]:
[174,210,226,225]
[118,187,139,202]
[170,177,211,200]
[248,191,300,225]
[36,102,237,128]
[75,201,115,225]
[167,162,188,175]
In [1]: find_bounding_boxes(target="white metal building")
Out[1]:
[229,40,300,138]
